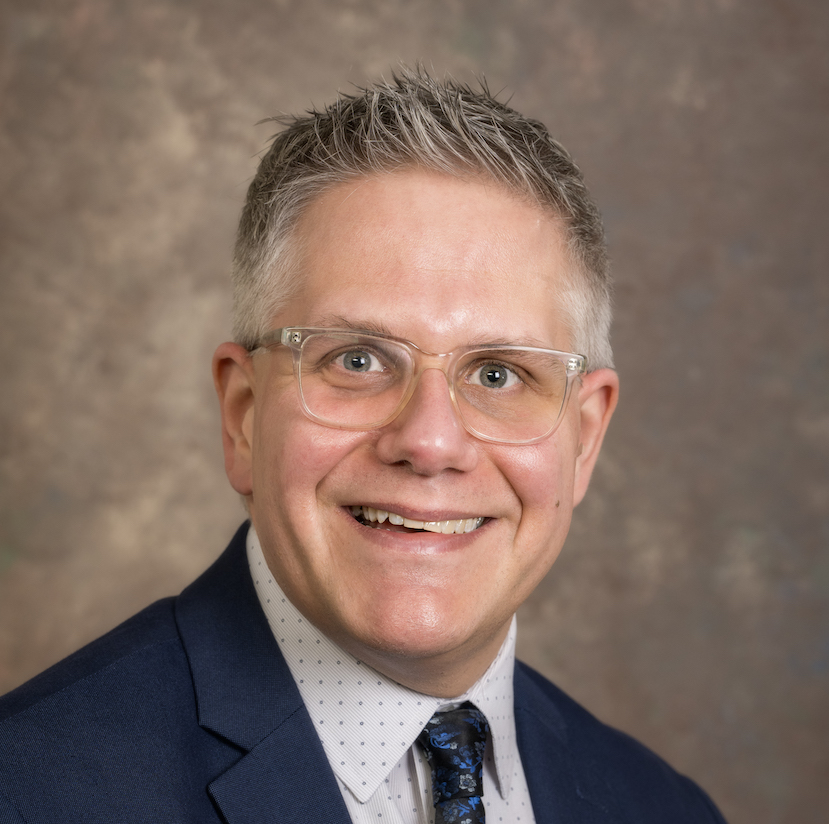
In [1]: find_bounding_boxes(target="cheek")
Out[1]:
[501,438,577,559]
[251,388,365,523]
[511,442,574,509]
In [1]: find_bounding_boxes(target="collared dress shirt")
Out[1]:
[247,527,536,824]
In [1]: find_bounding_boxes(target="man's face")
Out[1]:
[216,170,617,694]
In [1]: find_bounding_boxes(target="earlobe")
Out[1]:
[572,368,619,506]
[212,342,257,497]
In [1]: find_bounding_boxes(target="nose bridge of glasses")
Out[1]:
[390,350,473,434]
[411,348,455,378]
[386,371,472,452]
[405,351,458,409]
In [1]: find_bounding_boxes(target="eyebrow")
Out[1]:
[311,315,398,337]
[307,314,555,350]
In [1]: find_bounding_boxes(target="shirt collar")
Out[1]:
[247,525,518,803]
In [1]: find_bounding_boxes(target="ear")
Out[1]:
[212,342,257,497]
[572,368,619,507]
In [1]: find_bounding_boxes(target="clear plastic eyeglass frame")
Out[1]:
[253,326,587,445]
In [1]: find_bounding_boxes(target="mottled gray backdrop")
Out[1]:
[1,1,827,822]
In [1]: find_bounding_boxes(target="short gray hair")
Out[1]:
[233,68,614,369]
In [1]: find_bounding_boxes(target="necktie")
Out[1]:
[417,702,489,824]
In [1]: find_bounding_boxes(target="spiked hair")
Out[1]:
[233,69,613,368]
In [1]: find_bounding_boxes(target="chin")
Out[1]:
[343,600,501,670]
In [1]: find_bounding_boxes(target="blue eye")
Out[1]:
[471,363,520,389]
[337,350,382,372]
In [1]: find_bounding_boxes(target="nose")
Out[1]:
[374,368,479,476]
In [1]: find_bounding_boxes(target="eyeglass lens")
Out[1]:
[295,332,571,443]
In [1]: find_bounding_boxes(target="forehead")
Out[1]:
[281,171,574,349]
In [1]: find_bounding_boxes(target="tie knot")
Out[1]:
[417,702,489,822]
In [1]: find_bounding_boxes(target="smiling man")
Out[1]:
[0,71,726,823]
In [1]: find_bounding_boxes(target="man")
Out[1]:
[0,70,726,822]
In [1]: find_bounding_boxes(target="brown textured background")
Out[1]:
[1,1,827,822]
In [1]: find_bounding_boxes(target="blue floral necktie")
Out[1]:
[417,702,489,824]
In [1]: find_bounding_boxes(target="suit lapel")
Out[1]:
[514,664,623,824]
[207,708,351,824]
[175,524,352,824]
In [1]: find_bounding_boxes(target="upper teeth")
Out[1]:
[351,506,484,535]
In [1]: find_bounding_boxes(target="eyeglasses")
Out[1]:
[253,327,587,445]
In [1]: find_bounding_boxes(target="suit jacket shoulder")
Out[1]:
[0,524,351,824]
[514,660,727,823]
[0,595,237,823]
[0,596,179,720]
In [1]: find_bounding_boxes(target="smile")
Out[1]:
[349,506,485,535]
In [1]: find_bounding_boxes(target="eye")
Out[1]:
[469,362,521,389]
[335,349,384,373]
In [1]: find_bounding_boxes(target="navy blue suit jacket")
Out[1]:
[0,524,726,823]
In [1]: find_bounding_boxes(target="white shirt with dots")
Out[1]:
[247,526,537,824]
